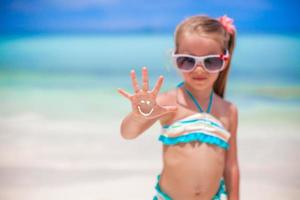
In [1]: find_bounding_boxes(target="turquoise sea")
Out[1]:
[0,33,300,119]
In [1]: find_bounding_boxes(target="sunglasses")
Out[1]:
[172,50,229,73]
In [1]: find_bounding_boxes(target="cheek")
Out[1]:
[208,73,220,84]
[181,72,189,79]
[210,73,220,80]
[181,73,193,83]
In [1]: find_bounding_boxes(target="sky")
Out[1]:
[0,0,300,34]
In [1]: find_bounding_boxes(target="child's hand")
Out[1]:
[118,67,177,120]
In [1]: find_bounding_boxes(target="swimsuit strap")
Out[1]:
[176,81,213,113]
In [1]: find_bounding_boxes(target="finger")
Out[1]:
[117,88,132,99]
[142,66,149,91]
[151,75,164,96]
[130,70,140,93]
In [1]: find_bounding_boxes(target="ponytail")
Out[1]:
[213,16,237,99]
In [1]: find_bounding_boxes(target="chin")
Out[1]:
[194,85,209,91]
[187,79,211,89]
[190,82,208,90]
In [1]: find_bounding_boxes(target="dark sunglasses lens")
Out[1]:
[204,57,223,71]
[176,56,195,71]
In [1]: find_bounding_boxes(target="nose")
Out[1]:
[193,62,206,72]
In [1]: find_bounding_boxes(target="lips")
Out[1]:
[192,76,207,80]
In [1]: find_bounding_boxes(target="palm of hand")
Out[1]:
[118,67,177,119]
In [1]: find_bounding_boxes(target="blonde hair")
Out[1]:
[174,15,236,99]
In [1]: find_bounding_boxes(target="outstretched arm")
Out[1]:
[223,103,240,200]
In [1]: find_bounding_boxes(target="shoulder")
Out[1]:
[225,100,238,127]
[225,101,238,135]
[214,93,238,116]
[214,94,238,134]
[228,101,238,135]
[228,101,238,120]
[156,88,177,106]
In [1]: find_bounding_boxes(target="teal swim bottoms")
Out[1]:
[153,175,228,200]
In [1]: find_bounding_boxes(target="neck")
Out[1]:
[183,82,213,103]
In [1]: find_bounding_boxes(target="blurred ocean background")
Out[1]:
[1,33,299,118]
[1,0,300,199]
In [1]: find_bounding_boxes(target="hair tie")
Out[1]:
[218,15,235,34]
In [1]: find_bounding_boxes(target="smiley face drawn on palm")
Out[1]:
[118,67,177,119]
[136,96,155,116]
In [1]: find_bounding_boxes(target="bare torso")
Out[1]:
[158,87,231,200]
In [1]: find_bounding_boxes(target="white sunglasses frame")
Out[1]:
[171,50,229,73]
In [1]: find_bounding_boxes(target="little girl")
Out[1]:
[118,14,240,200]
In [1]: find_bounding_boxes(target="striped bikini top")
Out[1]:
[158,82,231,150]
